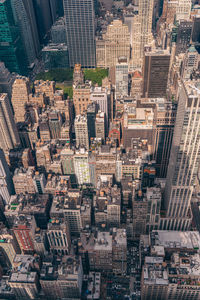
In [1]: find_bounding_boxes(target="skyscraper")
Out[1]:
[131,0,154,69]
[75,115,89,150]
[0,0,27,74]
[0,148,14,204]
[11,76,30,123]
[0,93,20,151]
[115,58,129,99]
[142,49,170,98]
[11,0,40,67]
[63,0,96,68]
[163,80,200,231]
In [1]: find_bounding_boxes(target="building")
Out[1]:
[50,189,83,235]
[40,255,83,300]
[181,45,199,79]
[0,62,16,99]
[42,43,69,70]
[34,80,55,104]
[96,20,130,68]
[90,86,109,121]
[95,112,105,141]
[12,215,36,254]
[142,49,170,98]
[75,115,89,150]
[0,149,14,204]
[51,17,67,44]
[47,219,71,255]
[74,148,91,185]
[131,0,154,69]
[48,111,62,139]
[175,20,193,55]
[9,255,40,300]
[176,0,192,21]
[13,167,36,195]
[141,231,200,300]
[11,0,39,67]
[11,76,30,123]
[152,98,177,178]
[33,172,46,194]
[63,0,96,68]
[0,94,20,151]
[112,229,127,274]
[87,103,97,140]
[163,80,200,231]
[131,70,142,99]
[73,81,91,116]
[0,0,27,74]
[115,58,129,99]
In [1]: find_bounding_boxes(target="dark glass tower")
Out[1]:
[63,0,96,68]
[0,0,28,74]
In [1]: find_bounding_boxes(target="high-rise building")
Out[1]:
[0,62,16,99]
[63,0,96,68]
[96,20,130,68]
[74,148,91,185]
[175,20,193,55]
[11,76,30,123]
[32,0,53,43]
[0,0,27,74]
[176,0,192,21]
[11,0,40,67]
[75,115,89,150]
[0,93,20,152]
[95,111,105,141]
[181,45,199,79]
[131,0,154,69]
[163,80,200,231]
[0,149,14,204]
[87,103,97,140]
[73,82,91,116]
[142,49,170,98]
[115,58,129,99]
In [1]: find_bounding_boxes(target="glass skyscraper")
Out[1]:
[0,0,27,74]
[63,0,96,68]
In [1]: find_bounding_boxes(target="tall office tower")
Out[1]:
[131,70,143,99]
[63,0,96,68]
[153,99,177,178]
[51,17,67,44]
[115,58,129,99]
[0,0,27,74]
[163,80,200,231]
[142,49,170,98]
[11,0,40,67]
[0,149,14,204]
[49,0,57,23]
[32,0,53,43]
[131,0,154,69]
[96,20,130,68]
[0,94,20,152]
[75,115,89,150]
[87,103,97,140]
[0,62,15,99]
[48,111,62,139]
[175,20,193,55]
[11,76,30,123]
[73,64,84,86]
[74,148,91,185]
[176,0,192,21]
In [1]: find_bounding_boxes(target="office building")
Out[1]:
[0,0,27,74]
[0,150,14,205]
[34,80,55,104]
[74,148,91,185]
[63,0,96,68]
[0,62,16,99]
[163,80,200,231]
[176,0,192,21]
[47,219,71,255]
[11,0,39,67]
[13,167,36,195]
[115,59,129,99]
[95,112,106,141]
[90,86,109,121]
[131,70,142,100]
[181,45,199,79]
[49,111,62,139]
[175,20,193,55]
[73,81,91,116]
[142,49,170,98]
[87,103,97,140]
[40,256,83,300]
[131,0,154,69]
[75,115,89,150]
[96,20,130,68]
[73,64,84,86]
[0,94,20,151]
[11,76,30,123]
[42,43,69,70]
[9,255,40,300]
[153,99,177,178]
[51,17,67,44]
